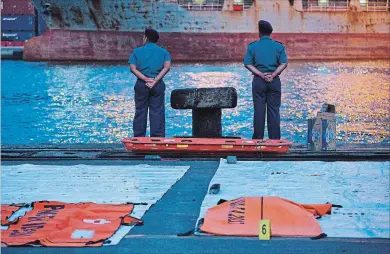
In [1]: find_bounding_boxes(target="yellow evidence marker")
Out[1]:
[259,220,271,240]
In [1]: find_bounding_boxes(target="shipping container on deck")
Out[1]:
[1,0,47,44]
[1,15,35,31]
[1,31,35,41]
[1,0,37,60]
[37,13,47,35]
[1,0,35,15]
[1,41,24,47]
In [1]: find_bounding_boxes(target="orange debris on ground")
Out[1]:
[1,201,143,247]
[1,204,24,226]
[201,197,334,237]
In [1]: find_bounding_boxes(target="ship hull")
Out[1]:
[20,0,390,61]
[24,30,390,61]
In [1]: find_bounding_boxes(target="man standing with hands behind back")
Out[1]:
[129,28,171,137]
[244,20,288,140]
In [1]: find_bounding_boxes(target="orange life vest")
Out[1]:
[201,196,333,237]
[1,201,142,247]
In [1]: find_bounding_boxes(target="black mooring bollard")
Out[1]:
[170,87,237,138]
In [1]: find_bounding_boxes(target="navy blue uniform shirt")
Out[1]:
[128,42,171,78]
[244,36,288,73]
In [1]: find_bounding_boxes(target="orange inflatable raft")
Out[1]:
[121,137,293,154]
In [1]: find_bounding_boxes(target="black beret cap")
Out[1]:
[145,28,159,43]
[258,20,273,35]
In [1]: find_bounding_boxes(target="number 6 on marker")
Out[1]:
[259,220,271,240]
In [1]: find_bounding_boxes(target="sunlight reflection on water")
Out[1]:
[1,60,389,145]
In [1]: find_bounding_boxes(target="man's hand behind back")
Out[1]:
[145,78,157,89]
[264,74,274,83]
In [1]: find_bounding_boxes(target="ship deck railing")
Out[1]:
[307,5,349,11]
[305,0,350,12]
[177,2,252,11]
[363,1,389,12]
[179,3,224,11]
[304,0,389,12]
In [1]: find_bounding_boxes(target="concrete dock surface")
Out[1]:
[1,145,389,253]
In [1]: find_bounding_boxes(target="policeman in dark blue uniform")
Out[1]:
[244,20,288,140]
[129,29,171,137]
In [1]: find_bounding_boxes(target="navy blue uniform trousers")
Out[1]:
[133,79,165,137]
[252,76,281,140]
